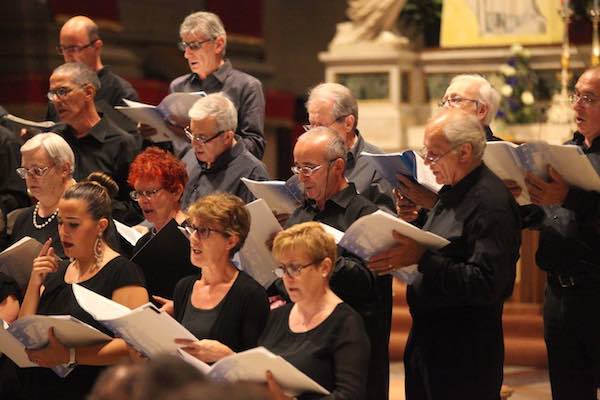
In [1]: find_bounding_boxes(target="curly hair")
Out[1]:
[127,147,188,199]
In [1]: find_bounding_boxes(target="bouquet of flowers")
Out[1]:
[496,44,540,124]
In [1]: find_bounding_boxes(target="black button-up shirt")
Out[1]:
[0,126,29,217]
[53,116,141,224]
[409,164,521,315]
[181,138,269,209]
[170,60,266,160]
[522,133,600,285]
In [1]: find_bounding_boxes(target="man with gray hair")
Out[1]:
[305,82,394,211]
[283,126,390,400]
[396,73,503,218]
[370,108,521,400]
[170,11,266,160]
[48,62,141,224]
[181,92,268,208]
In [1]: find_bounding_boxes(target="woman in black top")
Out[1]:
[18,177,148,400]
[11,132,76,258]
[127,147,196,298]
[172,193,269,362]
[260,222,370,400]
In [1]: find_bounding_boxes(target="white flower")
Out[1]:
[501,85,513,97]
[499,64,516,76]
[510,43,524,55]
[521,48,531,58]
[521,91,534,105]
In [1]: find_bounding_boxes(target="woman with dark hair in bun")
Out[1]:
[17,173,149,400]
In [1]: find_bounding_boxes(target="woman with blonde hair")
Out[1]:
[260,222,370,400]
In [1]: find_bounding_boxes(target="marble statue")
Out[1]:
[330,0,407,47]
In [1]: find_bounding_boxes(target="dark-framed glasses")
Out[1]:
[438,96,479,109]
[184,224,227,240]
[16,165,53,179]
[56,40,97,55]
[177,38,213,51]
[418,144,461,164]
[184,126,227,144]
[47,85,86,101]
[274,260,321,278]
[569,93,600,106]
[130,188,163,201]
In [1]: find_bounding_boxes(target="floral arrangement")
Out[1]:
[496,44,540,124]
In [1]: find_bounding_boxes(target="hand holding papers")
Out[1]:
[323,210,449,284]
[0,315,111,377]
[178,347,329,396]
[483,141,600,204]
[72,283,197,358]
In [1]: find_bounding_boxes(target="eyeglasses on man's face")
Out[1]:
[185,126,227,145]
[130,188,163,201]
[16,165,54,179]
[184,224,227,240]
[274,260,319,278]
[56,40,97,55]
[47,85,86,101]
[177,38,213,52]
[291,158,340,177]
[418,144,461,164]
[438,96,479,109]
[569,93,600,106]
[303,114,350,132]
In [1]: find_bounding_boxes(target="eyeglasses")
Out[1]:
[56,40,97,55]
[47,85,85,101]
[302,114,350,132]
[16,165,54,179]
[184,126,227,144]
[177,38,213,51]
[183,224,227,240]
[569,93,600,106]
[291,158,339,176]
[438,96,479,109]
[418,144,461,164]
[130,188,163,201]
[274,260,320,278]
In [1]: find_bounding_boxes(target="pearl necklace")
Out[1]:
[32,203,59,229]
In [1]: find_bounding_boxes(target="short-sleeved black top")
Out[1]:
[258,302,371,400]
[19,256,146,400]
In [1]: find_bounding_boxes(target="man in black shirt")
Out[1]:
[180,92,268,209]
[284,126,388,400]
[304,82,394,211]
[48,62,141,224]
[397,74,503,212]
[371,108,521,400]
[515,67,600,399]
[170,11,265,160]
[47,16,140,138]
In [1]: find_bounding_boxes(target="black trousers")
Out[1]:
[544,284,600,400]
[404,307,504,400]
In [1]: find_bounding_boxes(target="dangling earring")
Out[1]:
[93,234,104,269]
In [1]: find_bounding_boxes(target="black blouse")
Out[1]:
[18,256,146,400]
[258,302,370,400]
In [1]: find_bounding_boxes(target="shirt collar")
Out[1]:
[61,115,109,143]
[346,130,364,167]
[437,163,484,207]
[572,131,600,153]
[189,59,231,85]
[302,182,358,213]
[196,136,244,173]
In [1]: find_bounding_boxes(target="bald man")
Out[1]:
[46,16,140,132]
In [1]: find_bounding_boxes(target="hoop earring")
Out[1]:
[93,235,104,268]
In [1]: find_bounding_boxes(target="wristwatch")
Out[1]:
[67,347,77,368]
